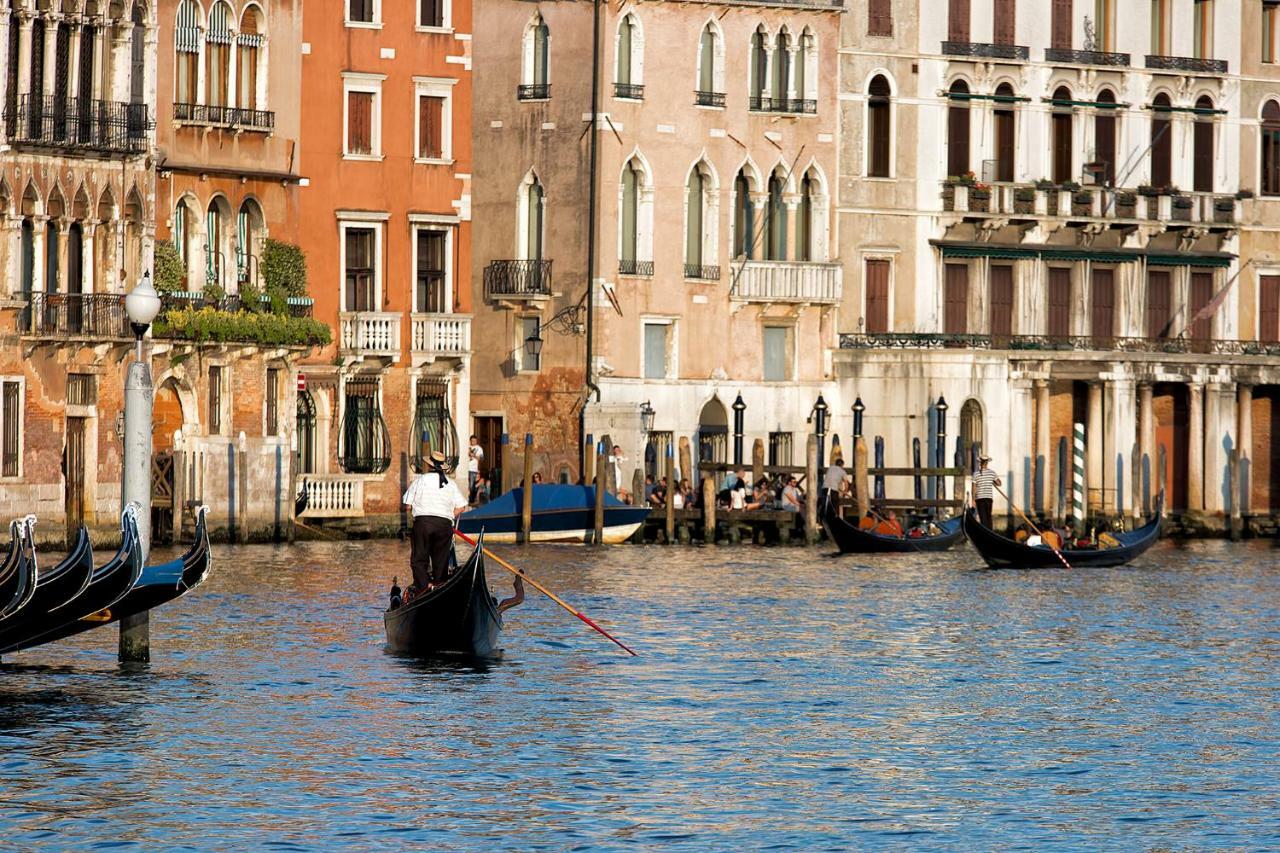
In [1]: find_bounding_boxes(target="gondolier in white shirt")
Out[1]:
[972,455,1001,529]
[402,451,469,591]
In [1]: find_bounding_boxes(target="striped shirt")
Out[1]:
[973,468,999,500]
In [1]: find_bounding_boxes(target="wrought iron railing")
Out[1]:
[517,83,551,100]
[1044,47,1130,66]
[684,264,721,281]
[159,290,314,318]
[618,259,654,276]
[3,94,149,154]
[484,259,553,297]
[942,41,1030,60]
[1145,54,1228,74]
[174,103,276,131]
[839,332,1280,356]
[748,96,817,114]
[22,293,129,338]
[613,83,644,100]
[695,90,726,107]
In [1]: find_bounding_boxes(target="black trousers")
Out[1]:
[976,497,994,528]
[411,515,454,588]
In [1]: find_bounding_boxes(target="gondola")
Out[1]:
[295,481,309,517]
[383,530,502,658]
[0,523,94,645]
[962,499,1162,569]
[5,506,213,653]
[458,484,650,544]
[0,506,146,654]
[0,517,38,621]
[822,502,964,553]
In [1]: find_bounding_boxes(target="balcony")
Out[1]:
[1044,47,1129,67]
[410,313,471,362]
[618,259,654,277]
[942,41,1029,61]
[339,311,401,360]
[517,84,551,101]
[20,293,129,339]
[733,260,841,304]
[749,96,817,115]
[839,333,1280,358]
[299,476,365,519]
[940,181,1240,228]
[173,103,276,132]
[484,259,552,300]
[3,94,149,154]
[160,290,314,318]
[613,83,644,100]
[1145,55,1228,74]
[694,91,726,108]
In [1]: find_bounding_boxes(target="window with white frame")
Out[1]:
[517,315,542,372]
[419,0,449,29]
[205,1,233,107]
[238,6,266,114]
[762,325,793,381]
[347,0,379,26]
[414,225,452,313]
[339,219,384,311]
[684,159,719,277]
[521,15,551,95]
[695,21,725,104]
[619,155,653,274]
[175,0,202,105]
[414,78,455,162]
[614,12,643,97]
[343,75,384,158]
[0,378,22,478]
[518,170,546,261]
[643,319,674,379]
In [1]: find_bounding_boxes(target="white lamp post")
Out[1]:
[120,271,160,662]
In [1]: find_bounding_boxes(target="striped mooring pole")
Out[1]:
[1072,422,1086,524]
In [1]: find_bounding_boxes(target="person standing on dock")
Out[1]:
[973,455,1001,528]
[402,451,469,591]
[467,436,484,503]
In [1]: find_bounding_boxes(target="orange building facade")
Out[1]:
[295,0,474,530]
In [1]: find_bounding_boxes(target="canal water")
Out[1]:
[1,538,1277,849]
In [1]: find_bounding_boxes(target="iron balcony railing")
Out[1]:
[1044,47,1130,66]
[3,94,150,154]
[748,96,817,114]
[838,332,1280,356]
[173,103,277,131]
[517,83,551,100]
[618,259,654,276]
[484,259,552,298]
[1145,54,1228,74]
[942,41,1030,60]
[684,264,721,281]
[694,90,726,107]
[22,293,129,338]
[160,290,314,318]
[613,83,644,100]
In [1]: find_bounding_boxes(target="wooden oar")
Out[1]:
[994,484,1073,570]
[452,529,638,657]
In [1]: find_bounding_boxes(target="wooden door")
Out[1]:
[1051,0,1072,48]
[990,265,1014,339]
[948,0,970,41]
[944,264,968,334]
[993,0,1015,44]
[1261,275,1280,343]
[64,416,86,541]
[1190,272,1213,343]
[865,259,890,333]
[1153,386,1189,512]
[1252,389,1280,511]
[1147,270,1172,338]
[1090,268,1115,341]
[1048,268,1072,337]
[1193,118,1214,193]
[474,416,503,492]
[995,106,1015,182]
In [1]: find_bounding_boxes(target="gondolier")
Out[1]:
[973,455,1001,528]
[403,451,469,591]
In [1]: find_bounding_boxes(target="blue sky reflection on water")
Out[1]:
[1,537,1277,849]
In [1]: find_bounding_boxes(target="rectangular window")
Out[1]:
[1261,275,1280,342]
[209,366,223,435]
[346,90,374,155]
[865,259,890,333]
[990,265,1014,338]
[944,263,969,334]
[993,0,1016,45]
[1147,270,1173,339]
[1,380,19,478]
[419,0,445,28]
[519,316,541,372]
[266,368,279,437]
[416,229,448,313]
[417,95,444,160]
[344,227,376,311]
[768,431,793,466]
[1266,3,1279,63]
[1051,0,1072,49]
[763,326,792,381]
[868,0,893,36]
[644,322,669,380]
[948,0,970,42]
[348,0,375,24]
[1048,268,1072,337]
[1190,272,1214,340]
[1193,0,1211,59]
[67,373,97,406]
[1094,0,1113,51]
[341,378,389,474]
[1151,0,1169,55]
[1091,268,1115,340]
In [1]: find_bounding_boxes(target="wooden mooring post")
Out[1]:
[665,448,676,544]
[593,445,606,545]
[854,437,870,518]
[752,439,765,487]
[520,433,534,544]
[702,476,716,544]
[805,434,819,544]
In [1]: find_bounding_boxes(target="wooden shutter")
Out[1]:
[1147,270,1172,338]
[944,263,969,334]
[1052,111,1072,183]
[1051,0,1072,49]
[418,96,443,159]
[1090,268,1115,340]
[869,86,891,177]
[348,91,372,154]
[1261,276,1280,343]
[868,0,892,36]
[1048,268,1072,337]
[866,259,890,333]
[948,0,970,41]
[1151,113,1172,188]
[1193,119,1213,192]
[994,0,1015,45]
[948,103,969,175]
[1095,112,1116,184]
[1190,272,1213,340]
[990,265,1014,338]
[995,106,1014,182]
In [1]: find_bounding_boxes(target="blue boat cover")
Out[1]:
[460,484,629,522]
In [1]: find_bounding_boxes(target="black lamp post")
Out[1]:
[731,393,746,465]
[852,396,865,440]
[935,395,948,498]
[812,394,829,467]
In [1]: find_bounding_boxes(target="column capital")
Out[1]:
[1033,378,1049,391]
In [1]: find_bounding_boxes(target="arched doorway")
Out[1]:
[296,389,317,475]
[152,379,188,543]
[697,396,728,465]
[960,398,984,470]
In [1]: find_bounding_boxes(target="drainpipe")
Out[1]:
[580,0,602,476]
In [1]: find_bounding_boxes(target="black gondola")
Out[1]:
[4,506,213,654]
[295,481,309,517]
[383,531,502,658]
[0,517,38,621]
[0,523,94,644]
[822,502,964,553]
[962,500,1162,569]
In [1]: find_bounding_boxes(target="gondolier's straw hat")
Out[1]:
[429,450,447,464]
[978,454,991,463]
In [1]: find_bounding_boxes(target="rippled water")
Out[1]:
[1,537,1277,848]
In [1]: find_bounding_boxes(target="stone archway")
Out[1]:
[960,398,984,469]
[697,395,728,464]
[153,379,186,453]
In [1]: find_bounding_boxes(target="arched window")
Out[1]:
[733,169,755,260]
[237,199,265,286]
[20,218,33,299]
[684,160,718,278]
[173,200,189,273]
[521,15,550,94]
[796,30,814,105]
[130,3,146,106]
[77,21,96,140]
[947,80,970,176]
[1193,95,1214,192]
[696,23,723,103]
[1263,100,1280,196]
[765,171,787,261]
[28,18,44,135]
[296,390,317,475]
[1051,85,1074,183]
[685,166,704,269]
[751,27,768,107]
[175,0,201,106]
[614,13,642,96]
[519,172,545,262]
[993,82,1015,182]
[1151,93,1173,188]
[797,174,815,262]
[620,158,651,273]
[4,10,18,136]
[44,220,58,295]
[1095,89,1117,184]
[53,21,70,141]
[205,198,225,289]
[868,75,891,178]
[771,31,790,103]
[206,1,233,108]
[238,6,266,114]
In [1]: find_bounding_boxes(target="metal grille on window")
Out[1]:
[67,374,97,407]
[266,368,279,437]
[768,432,793,467]
[645,431,672,479]
[698,430,726,465]
[1,382,19,477]
[410,380,459,473]
[295,389,316,474]
[208,366,222,434]
[340,376,390,474]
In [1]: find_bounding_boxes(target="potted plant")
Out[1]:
[969,181,991,211]
[1035,178,1056,191]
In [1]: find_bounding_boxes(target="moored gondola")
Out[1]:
[0,517,38,622]
[0,523,94,645]
[383,531,502,658]
[823,502,964,553]
[962,499,1162,569]
[6,506,213,653]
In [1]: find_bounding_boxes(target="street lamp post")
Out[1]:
[852,396,865,440]
[935,395,949,503]
[121,271,161,663]
[731,393,746,466]
[811,395,829,468]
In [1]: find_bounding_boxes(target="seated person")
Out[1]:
[781,478,803,512]
[648,478,667,508]
[1026,533,1044,547]
[1014,526,1030,543]
[729,482,748,510]
[1042,530,1063,550]
[858,512,876,531]
[873,511,905,537]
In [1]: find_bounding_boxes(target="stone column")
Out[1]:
[82,222,97,293]
[67,23,82,101]
[0,13,10,111]
[0,216,20,299]
[110,21,132,104]
[1238,383,1253,515]
[1203,383,1226,515]
[93,21,108,101]
[54,219,69,294]
[1188,383,1204,514]
[1138,382,1154,513]
[16,14,34,97]
[751,194,767,260]
[785,46,799,101]
[30,215,47,296]
[42,15,60,98]
[1106,374,1137,517]
[1034,379,1050,513]
[1086,380,1104,514]
[783,196,798,261]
